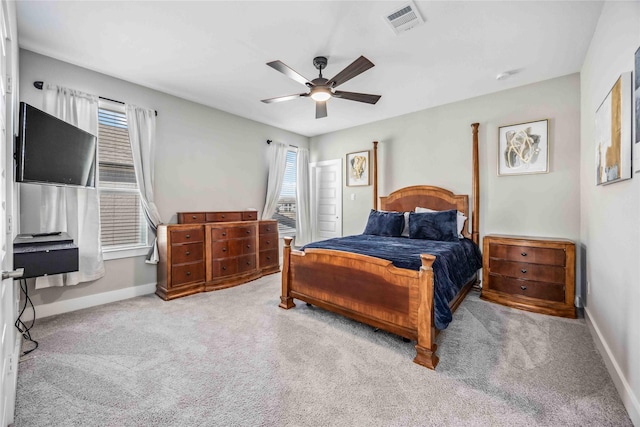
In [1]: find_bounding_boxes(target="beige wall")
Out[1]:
[18,49,308,306]
[311,73,581,259]
[579,2,640,424]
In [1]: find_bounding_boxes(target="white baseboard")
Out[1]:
[21,282,157,322]
[585,307,640,426]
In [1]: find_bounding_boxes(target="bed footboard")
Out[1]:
[280,236,439,369]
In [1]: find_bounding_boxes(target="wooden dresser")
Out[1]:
[481,235,576,318]
[156,211,279,300]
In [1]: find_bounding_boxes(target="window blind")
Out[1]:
[273,149,297,235]
[98,107,146,247]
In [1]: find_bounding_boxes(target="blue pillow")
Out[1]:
[409,210,458,242]
[363,210,405,237]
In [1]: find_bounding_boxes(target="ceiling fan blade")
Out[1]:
[316,101,327,119]
[327,56,375,88]
[266,60,312,87]
[261,93,307,104]
[333,91,381,104]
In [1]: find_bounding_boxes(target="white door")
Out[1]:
[310,159,342,242]
[0,2,18,424]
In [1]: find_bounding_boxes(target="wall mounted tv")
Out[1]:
[16,102,97,188]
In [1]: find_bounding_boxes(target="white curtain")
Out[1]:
[36,84,105,289]
[295,147,311,246]
[261,141,289,220]
[126,105,163,264]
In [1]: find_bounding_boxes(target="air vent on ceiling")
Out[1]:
[384,1,424,35]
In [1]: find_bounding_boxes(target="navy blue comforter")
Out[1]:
[302,235,482,330]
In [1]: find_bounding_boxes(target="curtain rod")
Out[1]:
[266,139,298,148]
[33,81,158,117]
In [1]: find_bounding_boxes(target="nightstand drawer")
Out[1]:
[206,212,242,222]
[489,243,565,266]
[259,222,277,235]
[489,274,565,302]
[489,259,565,284]
[260,249,279,268]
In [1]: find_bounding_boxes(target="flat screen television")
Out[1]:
[16,102,97,188]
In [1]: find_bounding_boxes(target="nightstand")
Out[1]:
[481,234,576,318]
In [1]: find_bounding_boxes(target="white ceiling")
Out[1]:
[16,1,603,137]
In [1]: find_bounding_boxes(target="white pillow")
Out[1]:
[401,212,410,237]
[415,206,467,238]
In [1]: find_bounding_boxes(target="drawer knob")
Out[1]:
[520,285,527,290]
[266,241,270,245]
[222,215,225,218]
[246,230,250,234]
[186,251,191,256]
[266,256,271,260]
[222,232,227,236]
[246,245,251,248]
[186,271,191,276]
[266,227,270,232]
[185,234,191,238]
[246,261,251,265]
[521,252,527,257]
[222,266,226,271]
[222,248,227,252]
[192,215,196,219]
[521,269,527,274]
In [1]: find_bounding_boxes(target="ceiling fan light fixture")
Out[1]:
[310,88,331,102]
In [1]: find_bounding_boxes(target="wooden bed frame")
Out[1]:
[280,123,480,369]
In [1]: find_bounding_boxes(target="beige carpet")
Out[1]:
[14,273,631,426]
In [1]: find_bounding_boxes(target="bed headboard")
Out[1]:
[379,186,470,239]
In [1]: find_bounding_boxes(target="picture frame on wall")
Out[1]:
[346,150,370,186]
[595,71,632,185]
[497,119,549,176]
[634,46,640,173]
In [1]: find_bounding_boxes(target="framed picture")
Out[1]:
[595,71,632,185]
[634,47,640,172]
[498,119,549,176]
[346,150,370,186]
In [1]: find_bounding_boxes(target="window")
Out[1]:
[273,149,297,236]
[97,103,148,255]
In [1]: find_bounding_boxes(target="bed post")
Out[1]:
[373,141,379,210]
[279,236,295,309]
[414,254,439,370]
[471,123,480,246]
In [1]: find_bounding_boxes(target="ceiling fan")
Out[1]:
[261,56,381,119]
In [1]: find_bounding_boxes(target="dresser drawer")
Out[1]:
[171,262,204,287]
[171,242,203,265]
[239,238,256,255]
[259,222,278,235]
[242,211,258,221]
[210,259,238,277]
[228,226,255,238]
[489,259,565,284]
[179,213,206,224]
[260,249,279,268]
[489,274,565,302]
[211,241,230,258]
[259,234,278,251]
[171,227,204,244]
[210,228,230,240]
[489,243,565,266]
[206,212,242,222]
[238,254,257,273]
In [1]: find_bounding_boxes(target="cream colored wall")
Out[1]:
[579,2,640,424]
[18,49,308,306]
[311,74,581,257]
